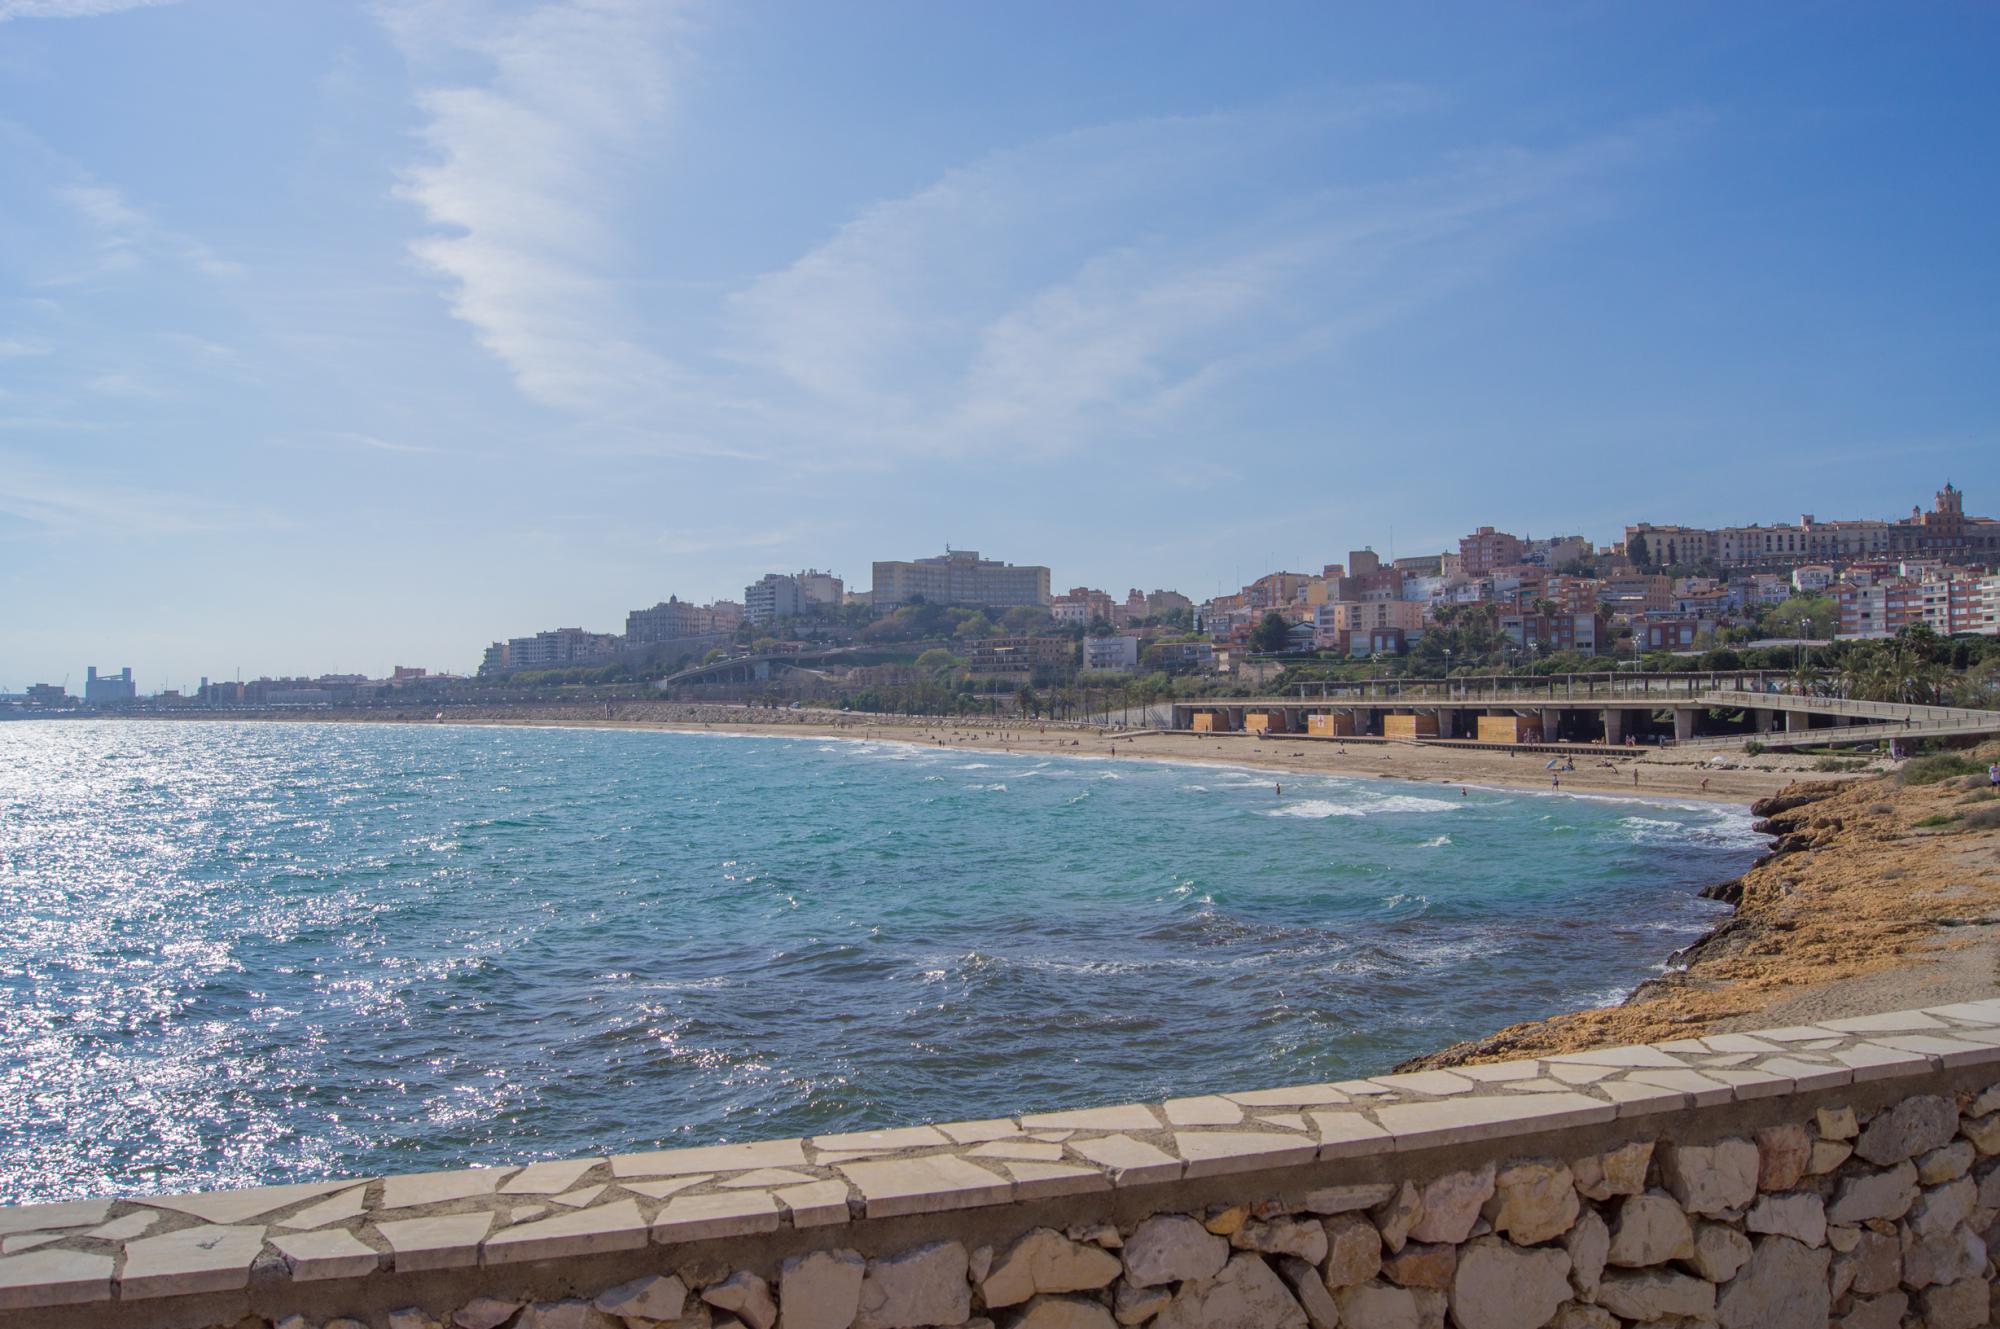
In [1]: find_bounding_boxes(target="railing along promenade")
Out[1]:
[1281,669,1793,705]
[1277,671,2000,723]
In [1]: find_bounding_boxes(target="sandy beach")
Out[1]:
[336,700,1871,806]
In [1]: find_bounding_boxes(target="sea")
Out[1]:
[0,719,1766,1204]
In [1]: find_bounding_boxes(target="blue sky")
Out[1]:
[2,1,1995,687]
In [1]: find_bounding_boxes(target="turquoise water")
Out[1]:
[0,720,1762,1205]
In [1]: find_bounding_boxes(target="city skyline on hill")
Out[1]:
[2,1,1995,684]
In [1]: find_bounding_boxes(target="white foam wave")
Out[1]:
[1614,814,1768,851]
[1363,794,1462,815]
[1264,800,1364,819]
[1420,835,1452,848]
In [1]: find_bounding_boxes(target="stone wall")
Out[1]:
[8,1003,2000,1329]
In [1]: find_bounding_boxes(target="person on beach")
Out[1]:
[1989,762,2000,789]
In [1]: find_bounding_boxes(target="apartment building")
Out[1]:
[1081,635,1142,673]
[1314,599,1426,650]
[1459,527,1525,577]
[1500,611,1607,656]
[1835,563,1992,639]
[744,573,805,626]
[1978,576,2000,635]
[1642,618,1717,651]
[871,549,1051,609]
[795,569,844,606]
[1051,587,1117,626]
[1148,640,1215,673]
[1627,483,2000,570]
[481,628,620,675]
[966,635,1075,677]
[626,596,738,643]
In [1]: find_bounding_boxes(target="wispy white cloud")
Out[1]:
[0,0,177,20]
[81,370,170,399]
[376,6,1679,471]
[725,100,1681,461]
[0,337,53,358]
[52,180,243,281]
[313,430,446,456]
[0,450,269,539]
[385,0,685,412]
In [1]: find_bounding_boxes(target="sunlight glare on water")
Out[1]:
[0,720,1763,1203]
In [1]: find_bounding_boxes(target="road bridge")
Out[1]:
[656,648,854,688]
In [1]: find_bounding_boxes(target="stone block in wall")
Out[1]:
[1010,1294,1117,1329]
[778,1249,863,1329]
[1331,1279,1419,1329]
[1907,1176,1977,1241]
[1121,1216,1226,1288]
[1482,1159,1578,1245]
[1562,1207,1607,1299]
[1594,1267,1716,1321]
[1836,1289,1909,1329]
[1273,1254,1338,1329]
[1320,1212,1382,1288]
[854,1241,969,1329]
[1379,1241,1455,1290]
[1714,1234,1829,1329]
[1744,1190,1827,1247]
[1407,1164,1494,1245]
[1827,1160,1919,1225]
[1914,1275,1991,1329]
[1151,1252,1306,1329]
[1371,1181,1423,1253]
[1854,1095,1957,1166]
[1571,1140,1650,1201]
[1916,1140,1975,1185]
[1754,1123,1812,1191]
[1658,1138,1758,1217]
[981,1228,1121,1308]
[1447,1237,1571,1329]
[1606,1191,1694,1267]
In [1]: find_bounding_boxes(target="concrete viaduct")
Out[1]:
[1170,670,2000,751]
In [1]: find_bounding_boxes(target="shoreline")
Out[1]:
[70,702,1870,806]
[1402,755,2000,1065]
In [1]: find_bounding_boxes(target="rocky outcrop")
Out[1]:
[1398,770,2000,1070]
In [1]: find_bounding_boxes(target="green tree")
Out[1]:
[1249,611,1291,654]
[1627,532,1651,568]
[1765,595,1837,640]
[1841,625,1951,706]
[915,648,959,674]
